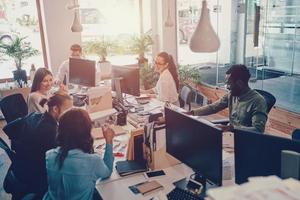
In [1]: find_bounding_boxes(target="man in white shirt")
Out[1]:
[56,44,82,86]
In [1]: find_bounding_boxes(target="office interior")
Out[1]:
[1,0,300,199]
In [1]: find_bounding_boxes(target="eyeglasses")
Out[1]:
[154,61,166,66]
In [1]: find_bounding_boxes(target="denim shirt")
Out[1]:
[192,89,268,132]
[43,144,114,200]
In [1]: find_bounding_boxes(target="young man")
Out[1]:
[56,44,82,86]
[191,64,268,133]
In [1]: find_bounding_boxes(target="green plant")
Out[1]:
[140,63,159,90]
[178,65,202,86]
[0,35,39,69]
[83,38,116,62]
[129,34,153,65]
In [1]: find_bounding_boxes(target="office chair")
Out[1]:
[281,150,300,180]
[211,89,276,125]
[0,93,28,123]
[292,129,300,141]
[255,89,276,113]
[179,85,193,111]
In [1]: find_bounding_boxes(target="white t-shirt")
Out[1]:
[56,60,69,85]
[155,69,179,104]
[27,92,48,113]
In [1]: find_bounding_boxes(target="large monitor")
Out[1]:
[234,128,300,184]
[111,64,140,97]
[69,58,96,87]
[165,107,223,186]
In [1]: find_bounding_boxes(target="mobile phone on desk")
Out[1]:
[144,170,166,178]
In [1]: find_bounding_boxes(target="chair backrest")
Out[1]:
[255,89,276,113]
[179,85,193,111]
[292,129,300,141]
[0,93,28,123]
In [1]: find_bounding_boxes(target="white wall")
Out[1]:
[40,0,81,75]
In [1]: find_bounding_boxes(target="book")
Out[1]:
[136,180,164,195]
[116,160,148,176]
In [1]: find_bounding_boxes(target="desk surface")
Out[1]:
[93,98,235,200]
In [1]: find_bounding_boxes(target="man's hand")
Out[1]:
[102,125,115,144]
[215,124,234,132]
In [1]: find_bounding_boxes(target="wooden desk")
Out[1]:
[94,98,235,200]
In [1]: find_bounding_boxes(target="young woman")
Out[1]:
[28,68,53,113]
[43,108,115,200]
[142,52,180,105]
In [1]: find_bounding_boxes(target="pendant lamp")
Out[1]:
[165,0,174,27]
[189,0,220,52]
[71,9,83,32]
[67,0,82,32]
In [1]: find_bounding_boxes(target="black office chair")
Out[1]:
[255,89,276,113]
[292,129,300,141]
[179,85,193,111]
[0,93,28,123]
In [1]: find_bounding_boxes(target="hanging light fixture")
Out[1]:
[67,0,82,32]
[189,0,220,52]
[165,0,174,27]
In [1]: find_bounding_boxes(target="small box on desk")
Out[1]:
[86,86,112,113]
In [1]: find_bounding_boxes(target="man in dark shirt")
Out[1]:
[8,92,73,198]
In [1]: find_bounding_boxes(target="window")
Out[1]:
[0,0,44,80]
[79,0,151,65]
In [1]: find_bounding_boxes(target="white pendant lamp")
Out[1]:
[67,0,82,32]
[71,9,83,32]
[165,0,174,27]
[189,0,220,52]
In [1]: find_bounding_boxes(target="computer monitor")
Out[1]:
[69,58,96,87]
[234,128,300,184]
[165,107,223,186]
[111,64,140,98]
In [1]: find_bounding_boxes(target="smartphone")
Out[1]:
[144,170,166,178]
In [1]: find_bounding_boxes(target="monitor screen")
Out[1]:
[69,58,96,87]
[111,64,140,97]
[165,107,223,186]
[234,128,300,184]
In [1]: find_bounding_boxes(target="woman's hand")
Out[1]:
[102,125,115,144]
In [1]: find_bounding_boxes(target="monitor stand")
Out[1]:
[112,78,123,104]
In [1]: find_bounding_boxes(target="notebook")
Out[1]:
[136,180,164,195]
[116,160,148,176]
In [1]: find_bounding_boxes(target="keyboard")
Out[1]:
[167,187,203,200]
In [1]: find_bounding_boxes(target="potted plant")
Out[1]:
[83,38,115,79]
[140,63,159,90]
[129,34,153,67]
[0,35,39,86]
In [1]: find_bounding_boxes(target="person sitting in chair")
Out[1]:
[9,92,73,199]
[190,64,268,133]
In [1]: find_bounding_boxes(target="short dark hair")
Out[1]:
[56,108,93,169]
[31,68,52,92]
[226,64,251,84]
[70,44,82,53]
[39,91,72,110]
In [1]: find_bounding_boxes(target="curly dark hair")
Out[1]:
[226,64,251,84]
[56,108,94,169]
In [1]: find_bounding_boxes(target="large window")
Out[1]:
[0,0,44,80]
[176,0,236,86]
[79,0,151,65]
